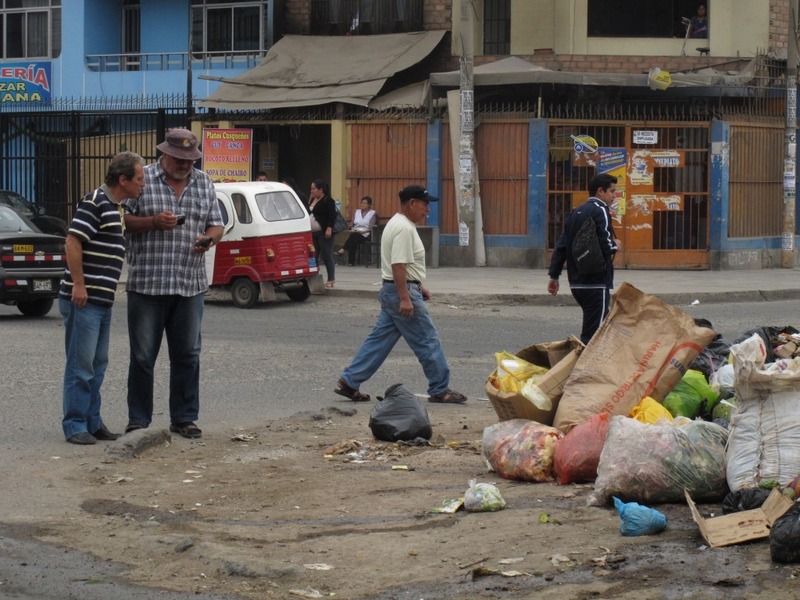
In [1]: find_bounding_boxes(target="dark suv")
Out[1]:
[0,205,65,316]
[0,190,68,237]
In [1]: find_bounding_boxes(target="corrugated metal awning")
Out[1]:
[429,56,758,89]
[200,31,445,110]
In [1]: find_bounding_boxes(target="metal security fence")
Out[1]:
[0,106,188,223]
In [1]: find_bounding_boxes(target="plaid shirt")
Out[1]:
[123,160,223,296]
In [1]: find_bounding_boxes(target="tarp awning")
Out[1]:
[429,56,758,89]
[200,31,445,110]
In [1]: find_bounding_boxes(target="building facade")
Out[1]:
[1,0,795,269]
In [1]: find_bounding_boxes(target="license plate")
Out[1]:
[14,244,33,254]
[309,258,318,268]
[33,279,52,292]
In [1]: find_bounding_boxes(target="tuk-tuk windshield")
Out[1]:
[255,191,306,222]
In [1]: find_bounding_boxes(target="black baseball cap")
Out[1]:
[399,184,438,203]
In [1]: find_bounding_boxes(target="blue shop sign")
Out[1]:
[0,62,51,104]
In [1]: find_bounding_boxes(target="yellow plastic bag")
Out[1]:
[629,396,673,424]
[494,351,549,393]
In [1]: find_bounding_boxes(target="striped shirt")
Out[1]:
[59,185,126,305]
[123,160,223,296]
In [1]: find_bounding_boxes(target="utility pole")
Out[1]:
[457,0,476,263]
[783,0,798,268]
[456,0,485,266]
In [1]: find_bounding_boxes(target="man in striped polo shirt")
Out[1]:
[59,152,145,445]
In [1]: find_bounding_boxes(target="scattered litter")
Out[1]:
[448,304,460,310]
[464,479,506,512]
[498,557,524,564]
[692,299,700,305]
[613,497,667,536]
[471,567,529,579]
[181,479,195,483]
[104,475,133,484]
[323,439,365,455]
[184,470,201,474]
[303,563,334,571]
[428,498,464,514]
[550,554,573,566]
[231,432,257,442]
[288,588,326,598]
[391,465,414,471]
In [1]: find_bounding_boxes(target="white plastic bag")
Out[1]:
[464,479,506,512]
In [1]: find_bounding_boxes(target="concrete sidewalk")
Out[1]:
[326,265,800,305]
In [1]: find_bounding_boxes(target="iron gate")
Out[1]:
[0,108,188,223]
[547,121,710,269]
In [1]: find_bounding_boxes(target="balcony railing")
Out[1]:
[310,0,424,35]
[85,51,267,73]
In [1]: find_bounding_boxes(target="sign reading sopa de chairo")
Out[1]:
[0,62,51,104]
[633,130,658,145]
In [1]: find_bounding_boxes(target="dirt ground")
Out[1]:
[27,400,800,600]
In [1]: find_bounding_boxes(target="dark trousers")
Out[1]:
[313,230,335,282]
[571,286,611,344]
[343,232,370,265]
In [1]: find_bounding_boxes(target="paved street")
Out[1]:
[1,281,800,597]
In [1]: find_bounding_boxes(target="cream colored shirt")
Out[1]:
[380,213,426,283]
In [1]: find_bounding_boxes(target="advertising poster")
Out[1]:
[0,62,51,105]
[202,128,253,182]
[597,147,627,217]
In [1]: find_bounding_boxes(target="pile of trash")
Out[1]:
[483,282,800,559]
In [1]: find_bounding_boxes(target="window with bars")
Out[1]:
[191,0,268,54]
[122,0,140,70]
[310,0,423,36]
[0,0,60,59]
[483,0,510,55]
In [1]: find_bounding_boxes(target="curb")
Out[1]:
[319,287,800,307]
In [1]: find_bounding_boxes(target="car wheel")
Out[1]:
[286,280,311,303]
[231,278,259,309]
[17,298,54,317]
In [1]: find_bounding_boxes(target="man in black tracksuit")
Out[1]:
[547,173,618,344]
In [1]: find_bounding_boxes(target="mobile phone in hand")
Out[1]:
[195,236,212,248]
[176,215,186,225]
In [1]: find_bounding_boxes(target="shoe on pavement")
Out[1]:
[92,425,121,441]
[67,432,97,445]
[428,389,467,404]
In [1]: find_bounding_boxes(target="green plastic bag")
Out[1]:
[663,369,719,419]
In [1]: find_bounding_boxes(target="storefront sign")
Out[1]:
[202,128,253,182]
[633,130,658,145]
[0,62,51,104]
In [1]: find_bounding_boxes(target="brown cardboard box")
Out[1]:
[685,488,794,548]
[486,336,584,426]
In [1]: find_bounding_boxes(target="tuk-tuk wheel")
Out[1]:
[286,280,311,302]
[231,278,259,309]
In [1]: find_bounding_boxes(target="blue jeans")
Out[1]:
[127,292,204,428]
[60,298,112,439]
[341,282,450,395]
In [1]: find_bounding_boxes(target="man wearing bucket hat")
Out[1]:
[335,184,467,405]
[122,128,224,439]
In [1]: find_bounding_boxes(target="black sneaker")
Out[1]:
[67,432,97,445]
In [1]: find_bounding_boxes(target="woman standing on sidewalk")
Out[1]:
[309,179,338,288]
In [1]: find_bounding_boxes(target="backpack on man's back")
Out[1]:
[571,211,607,276]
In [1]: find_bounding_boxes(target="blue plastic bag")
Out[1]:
[613,497,667,536]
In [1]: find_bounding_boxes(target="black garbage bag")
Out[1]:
[369,383,432,442]
[689,318,730,380]
[722,488,772,514]
[770,503,800,563]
